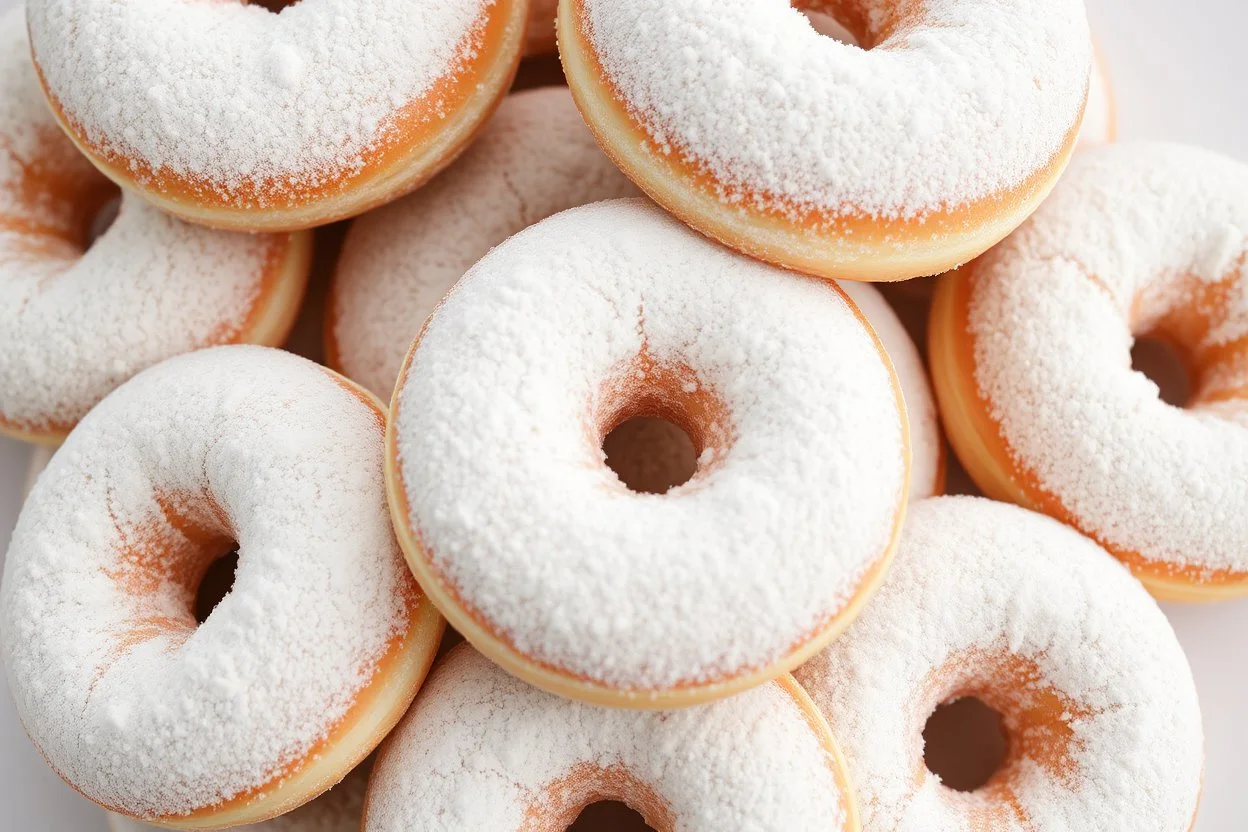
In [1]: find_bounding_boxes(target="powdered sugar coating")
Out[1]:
[330,87,637,398]
[1,347,416,818]
[839,281,941,500]
[967,143,1248,574]
[366,647,851,830]
[108,765,367,832]
[579,0,1090,219]
[794,497,1203,832]
[0,9,296,434]
[26,0,494,200]
[392,199,906,690]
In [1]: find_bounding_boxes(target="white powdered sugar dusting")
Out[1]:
[968,143,1248,573]
[0,347,414,818]
[0,9,290,432]
[795,497,1203,832]
[580,0,1090,219]
[26,0,493,199]
[838,280,942,500]
[393,199,905,689]
[331,86,637,398]
[366,647,850,830]
[108,763,368,832]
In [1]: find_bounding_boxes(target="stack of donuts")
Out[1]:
[0,0,1240,830]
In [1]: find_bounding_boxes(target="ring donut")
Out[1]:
[0,346,444,828]
[0,8,311,445]
[559,0,1092,281]
[364,646,859,831]
[26,0,528,231]
[386,198,908,706]
[929,143,1248,601]
[795,496,1203,832]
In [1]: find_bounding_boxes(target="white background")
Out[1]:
[1,0,1246,829]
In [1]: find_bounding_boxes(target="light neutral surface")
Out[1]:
[1,0,1245,829]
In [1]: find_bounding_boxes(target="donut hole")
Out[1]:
[922,697,1008,793]
[1131,335,1192,407]
[247,0,300,12]
[596,355,732,495]
[194,549,240,625]
[568,801,656,831]
[602,416,698,494]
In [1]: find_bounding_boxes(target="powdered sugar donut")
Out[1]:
[365,646,858,830]
[107,765,366,832]
[795,497,1203,831]
[387,199,908,706]
[0,9,311,445]
[0,347,444,828]
[26,0,528,232]
[930,143,1248,601]
[559,0,1091,281]
[327,86,637,398]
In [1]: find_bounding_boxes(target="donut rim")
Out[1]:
[0,227,314,447]
[557,0,1086,283]
[928,266,1248,603]
[383,265,911,709]
[39,369,446,829]
[362,645,864,832]
[28,0,529,233]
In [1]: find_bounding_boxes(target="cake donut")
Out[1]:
[108,766,367,832]
[327,86,638,398]
[386,198,909,706]
[0,347,444,828]
[25,0,528,232]
[794,496,1203,832]
[559,0,1092,282]
[364,646,859,831]
[929,143,1248,600]
[0,8,311,445]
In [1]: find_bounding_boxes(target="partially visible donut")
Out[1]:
[386,199,909,706]
[929,143,1248,601]
[364,646,859,831]
[327,86,637,398]
[795,496,1203,832]
[0,8,311,445]
[1,347,444,828]
[559,0,1092,281]
[26,0,529,231]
